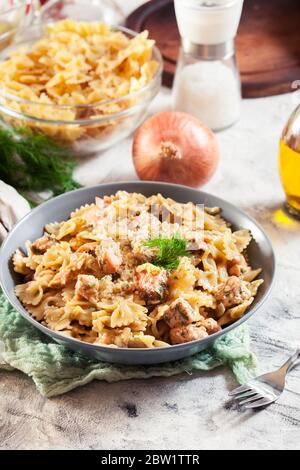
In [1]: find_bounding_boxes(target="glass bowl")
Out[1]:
[39,0,124,25]
[0,0,35,51]
[0,22,163,156]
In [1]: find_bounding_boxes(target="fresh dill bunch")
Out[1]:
[0,126,81,196]
[144,234,191,270]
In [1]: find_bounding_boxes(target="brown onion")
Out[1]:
[132,111,220,187]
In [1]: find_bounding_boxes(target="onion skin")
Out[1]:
[132,111,220,187]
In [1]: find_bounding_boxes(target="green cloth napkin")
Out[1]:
[0,291,257,397]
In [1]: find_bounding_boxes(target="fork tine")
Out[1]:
[238,394,263,406]
[228,384,252,396]
[231,389,258,400]
[244,397,274,409]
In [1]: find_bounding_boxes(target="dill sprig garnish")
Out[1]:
[0,126,80,197]
[144,234,191,270]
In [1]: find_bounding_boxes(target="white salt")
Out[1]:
[173,60,241,131]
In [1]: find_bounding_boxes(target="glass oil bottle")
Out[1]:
[279,104,300,219]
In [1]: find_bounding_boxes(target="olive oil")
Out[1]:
[279,139,300,213]
[278,104,300,218]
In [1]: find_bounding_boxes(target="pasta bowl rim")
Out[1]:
[0,24,163,125]
[0,182,276,364]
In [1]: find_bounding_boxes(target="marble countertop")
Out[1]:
[1,1,300,451]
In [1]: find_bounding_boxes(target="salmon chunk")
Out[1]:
[200,317,221,335]
[75,274,99,304]
[170,324,208,345]
[216,276,251,308]
[163,298,199,329]
[31,236,55,253]
[96,239,122,274]
[135,263,168,304]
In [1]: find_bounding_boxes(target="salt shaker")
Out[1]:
[173,0,244,131]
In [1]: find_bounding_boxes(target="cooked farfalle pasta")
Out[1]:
[13,191,263,348]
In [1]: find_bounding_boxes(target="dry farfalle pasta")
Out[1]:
[0,20,159,143]
[13,191,263,348]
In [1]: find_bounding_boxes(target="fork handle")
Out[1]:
[279,348,300,375]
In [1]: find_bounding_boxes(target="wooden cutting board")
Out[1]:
[126,0,300,98]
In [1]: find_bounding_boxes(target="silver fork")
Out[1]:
[229,349,300,410]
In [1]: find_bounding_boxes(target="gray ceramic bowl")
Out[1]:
[0,182,275,365]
